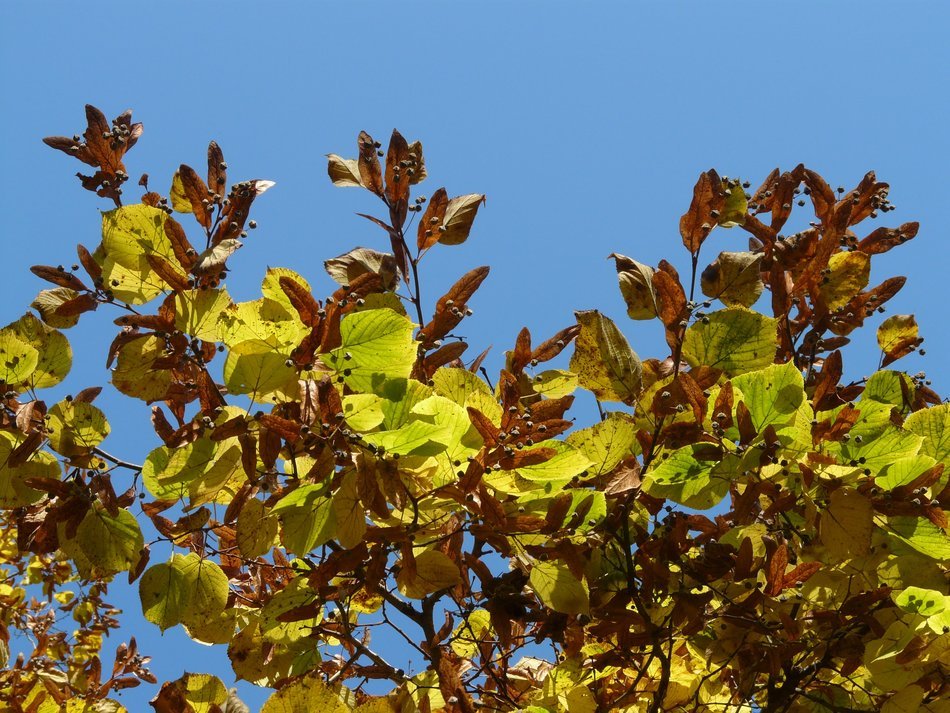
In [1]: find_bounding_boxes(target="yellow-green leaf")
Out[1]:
[905,403,950,466]
[396,549,462,599]
[532,369,578,399]
[643,444,733,509]
[566,412,637,476]
[332,469,367,550]
[112,335,172,402]
[570,310,642,404]
[0,331,38,388]
[139,553,229,632]
[323,309,416,395]
[700,251,763,307]
[151,673,227,713]
[0,431,60,508]
[3,313,71,389]
[31,287,83,329]
[46,400,110,457]
[260,576,322,645]
[261,674,349,713]
[730,361,806,434]
[682,306,777,376]
[529,561,589,616]
[169,171,194,213]
[236,497,278,558]
[272,485,335,555]
[820,250,871,310]
[60,505,143,579]
[820,488,872,561]
[223,339,298,403]
[175,288,232,342]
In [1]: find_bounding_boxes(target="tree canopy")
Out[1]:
[0,104,948,712]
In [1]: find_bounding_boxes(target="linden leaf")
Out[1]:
[323,309,417,395]
[893,587,946,617]
[529,561,589,616]
[261,674,349,713]
[223,339,298,403]
[730,361,806,433]
[569,310,642,404]
[271,485,335,555]
[643,444,733,509]
[236,497,278,558]
[718,179,748,227]
[150,672,227,713]
[438,193,485,246]
[566,412,638,476]
[332,470,367,550]
[820,488,872,561]
[397,549,462,599]
[820,250,871,310]
[609,254,659,320]
[885,516,950,560]
[700,251,763,308]
[31,287,85,329]
[326,154,364,188]
[260,576,322,645]
[532,369,579,398]
[169,172,194,213]
[324,248,398,291]
[175,288,232,342]
[139,553,228,632]
[905,403,950,466]
[0,431,60,508]
[261,267,313,317]
[451,609,493,659]
[3,313,71,389]
[431,367,502,425]
[59,505,143,578]
[682,307,777,376]
[112,335,173,402]
[877,315,922,367]
[0,331,39,389]
[45,400,110,457]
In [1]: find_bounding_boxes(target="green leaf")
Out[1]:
[863,370,914,408]
[261,674,349,713]
[341,394,386,432]
[730,361,805,434]
[515,441,593,484]
[529,561,589,615]
[643,444,733,509]
[142,437,244,505]
[820,250,870,310]
[323,309,417,394]
[111,335,173,402]
[2,313,71,389]
[841,426,922,473]
[569,310,642,404]
[272,485,335,555]
[236,497,278,558]
[175,288,232,342]
[876,455,938,490]
[59,504,143,578]
[139,553,229,632]
[700,251,763,308]
[566,412,637,476]
[893,586,946,616]
[223,339,298,403]
[682,307,777,376]
[905,403,950,466]
[0,431,60,508]
[362,419,449,457]
[877,314,920,366]
[396,549,462,598]
[884,516,950,560]
[0,331,38,389]
[45,400,110,457]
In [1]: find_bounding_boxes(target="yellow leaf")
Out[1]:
[820,487,872,561]
[261,674,349,713]
[397,549,461,599]
[570,310,642,404]
[820,250,870,310]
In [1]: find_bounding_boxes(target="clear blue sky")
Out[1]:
[2,2,949,709]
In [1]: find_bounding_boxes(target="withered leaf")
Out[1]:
[177,164,212,229]
[679,169,724,254]
[700,251,763,308]
[324,247,398,291]
[610,254,658,320]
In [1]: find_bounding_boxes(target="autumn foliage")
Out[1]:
[1,104,948,712]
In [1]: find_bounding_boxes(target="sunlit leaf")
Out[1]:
[3,313,71,389]
[820,250,871,310]
[272,485,335,555]
[610,254,659,320]
[175,288,232,342]
[570,310,642,404]
[682,307,777,376]
[111,334,173,402]
[261,674,348,713]
[396,549,462,598]
[45,399,110,457]
[566,412,637,476]
[139,553,229,632]
[323,309,416,394]
[529,561,589,616]
[223,339,298,403]
[0,431,60,508]
[237,497,278,558]
[700,251,763,307]
[0,331,38,388]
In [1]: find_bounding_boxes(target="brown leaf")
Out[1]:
[279,276,321,327]
[417,187,449,252]
[358,131,384,196]
[76,244,102,284]
[55,292,98,317]
[857,222,918,255]
[145,254,190,292]
[385,130,411,226]
[813,350,843,411]
[177,164,212,229]
[30,265,88,292]
[765,543,788,596]
[258,414,300,444]
[679,169,724,253]
[439,194,485,246]
[207,141,227,196]
[467,407,500,447]
[419,266,490,345]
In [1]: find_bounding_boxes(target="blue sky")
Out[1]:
[2,2,949,709]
